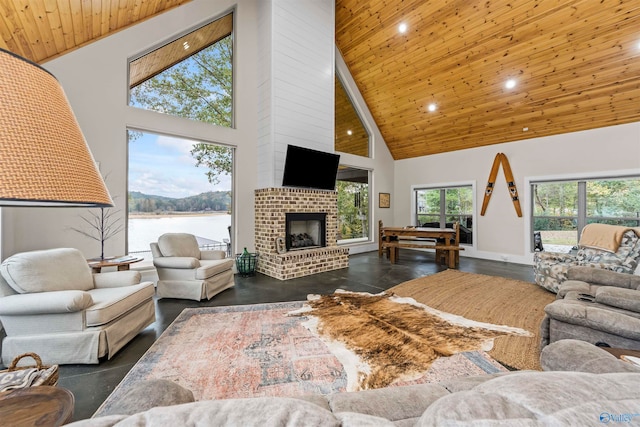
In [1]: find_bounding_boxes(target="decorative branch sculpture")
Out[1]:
[70,173,124,260]
[70,207,124,260]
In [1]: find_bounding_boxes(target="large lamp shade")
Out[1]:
[0,48,113,207]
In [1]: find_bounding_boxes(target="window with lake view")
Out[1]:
[127,131,232,258]
[126,14,234,259]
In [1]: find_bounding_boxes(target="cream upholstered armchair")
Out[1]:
[533,224,640,293]
[150,233,235,301]
[0,248,155,365]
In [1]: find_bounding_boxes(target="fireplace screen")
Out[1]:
[285,213,327,251]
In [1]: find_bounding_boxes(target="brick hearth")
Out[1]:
[255,188,349,280]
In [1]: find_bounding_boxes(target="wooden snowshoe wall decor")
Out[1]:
[480,153,522,217]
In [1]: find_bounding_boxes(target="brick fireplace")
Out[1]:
[255,188,349,280]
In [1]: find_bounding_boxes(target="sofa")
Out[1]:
[0,248,155,365]
[533,224,640,294]
[540,266,640,350]
[68,340,640,426]
[150,233,235,301]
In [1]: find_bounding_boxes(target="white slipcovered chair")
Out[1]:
[0,248,156,365]
[150,233,235,301]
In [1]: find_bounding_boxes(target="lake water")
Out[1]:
[128,214,231,253]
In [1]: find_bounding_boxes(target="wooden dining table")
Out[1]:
[379,222,461,268]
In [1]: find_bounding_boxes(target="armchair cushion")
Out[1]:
[153,257,200,269]
[1,248,93,293]
[196,259,235,280]
[200,250,226,260]
[0,291,93,315]
[544,298,640,341]
[93,271,142,288]
[595,287,640,313]
[85,283,155,327]
[158,233,200,258]
[568,266,640,290]
[576,230,640,273]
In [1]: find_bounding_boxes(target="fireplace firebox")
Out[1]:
[285,213,327,251]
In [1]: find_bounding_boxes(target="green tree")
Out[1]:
[130,36,233,184]
[337,181,369,239]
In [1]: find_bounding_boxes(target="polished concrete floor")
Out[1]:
[1,250,535,421]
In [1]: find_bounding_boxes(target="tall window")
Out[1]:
[337,167,370,243]
[334,75,370,157]
[128,13,233,127]
[126,14,235,259]
[532,177,640,252]
[415,186,473,244]
[128,131,232,259]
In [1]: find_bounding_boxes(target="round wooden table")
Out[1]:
[0,386,74,426]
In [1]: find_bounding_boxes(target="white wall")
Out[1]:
[257,0,335,188]
[394,122,640,264]
[1,0,259,257]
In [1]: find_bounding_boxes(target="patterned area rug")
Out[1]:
[95,300,507,417]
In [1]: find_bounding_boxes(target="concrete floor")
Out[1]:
[1,250,535,422]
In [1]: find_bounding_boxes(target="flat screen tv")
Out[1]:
[282,145,340,191]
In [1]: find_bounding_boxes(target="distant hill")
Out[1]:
[129,191,231,213]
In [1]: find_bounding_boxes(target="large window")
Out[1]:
[415,186,473,244]
[126,14,235,259]
[128,13,233,127]
[532,176,640,252]
[337,167,370,243]
[128,131,232,259]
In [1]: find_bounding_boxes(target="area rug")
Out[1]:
[288,289,531,390]
[389,270,557,370]
[95,300,508,417]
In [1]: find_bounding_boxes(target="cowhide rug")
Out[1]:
[288,289,531,391]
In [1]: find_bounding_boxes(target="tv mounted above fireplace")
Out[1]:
[282,145,340,191]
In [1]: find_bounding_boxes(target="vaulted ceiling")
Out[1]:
[0,0,190,63]
[2,1,639,160]
[336,0,640,159]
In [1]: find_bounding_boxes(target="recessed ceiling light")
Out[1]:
[183,41,190,50]
[398,23,408,33]
[505,79,517,89]
[427,103,437,112]
[347,130,353,136]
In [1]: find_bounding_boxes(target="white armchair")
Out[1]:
[0,248,155,365]
[150,233,235,301]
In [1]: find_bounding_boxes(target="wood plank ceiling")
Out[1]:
[0,0,190,64]
[2,1,639,160]
[336,0,640,159]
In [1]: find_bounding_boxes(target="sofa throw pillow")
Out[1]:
[0,248,94,294]
[158,233,201,258]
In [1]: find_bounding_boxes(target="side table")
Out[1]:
[0,386,74,426]
[87,256,143,273]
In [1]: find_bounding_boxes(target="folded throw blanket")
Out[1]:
[579,224,640,253]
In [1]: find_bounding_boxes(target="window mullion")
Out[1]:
[577,181,587,237]
[439,189,446,228]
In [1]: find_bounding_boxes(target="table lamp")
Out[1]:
[0,48,112,207]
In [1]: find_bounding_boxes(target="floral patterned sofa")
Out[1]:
[533,225,640,293]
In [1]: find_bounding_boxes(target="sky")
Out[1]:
[128,131,231,199]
